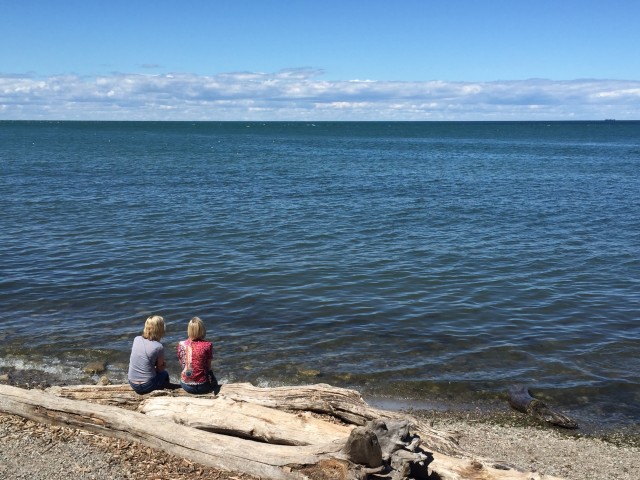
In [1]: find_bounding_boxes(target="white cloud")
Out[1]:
[0,70,638,120]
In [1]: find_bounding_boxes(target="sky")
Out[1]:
[1,0,639,121]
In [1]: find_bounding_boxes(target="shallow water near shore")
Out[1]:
[1,121,639,432]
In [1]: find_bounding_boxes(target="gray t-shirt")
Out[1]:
[127,336,164,383]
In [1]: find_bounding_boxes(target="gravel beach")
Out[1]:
[2,408,639,479]
[426,411,639,480]
[1,374,638,480]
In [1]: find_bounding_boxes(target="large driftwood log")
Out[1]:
[49,382,461,456]
[221,383,463,457]
[2,382,563,479]
[0,384,341,479]
[140,395,353,445]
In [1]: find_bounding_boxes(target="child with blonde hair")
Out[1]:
[177,317,218,394]
[127,315,170,394]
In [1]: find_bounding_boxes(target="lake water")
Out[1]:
[1,121,638,431]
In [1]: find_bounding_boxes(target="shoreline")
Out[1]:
[2,362,639,438]
[424,409,639,480]
[1,375,639,479]
[365,393,640,441]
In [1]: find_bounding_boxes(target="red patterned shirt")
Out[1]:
[177,339,213,385]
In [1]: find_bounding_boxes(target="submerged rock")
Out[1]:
[84,361,107,375]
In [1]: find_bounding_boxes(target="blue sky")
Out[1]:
[2,0,639,120]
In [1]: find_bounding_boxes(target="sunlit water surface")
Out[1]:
[1,121,638,430]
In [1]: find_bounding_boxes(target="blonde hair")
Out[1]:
[188,316,206,341]
[143,315,166,341]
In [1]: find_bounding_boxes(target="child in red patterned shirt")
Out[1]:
[177,317,219,394]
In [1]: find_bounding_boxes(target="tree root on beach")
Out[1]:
[0,383,563,480]
[508,385,578,429]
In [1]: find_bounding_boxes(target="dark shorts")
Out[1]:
[181,371,219,395]
[129,370,170,395]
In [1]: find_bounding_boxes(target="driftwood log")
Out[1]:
[0,383,562,480]
[508,385,578,429]
[140,394,353,445]
[46,382,462,454]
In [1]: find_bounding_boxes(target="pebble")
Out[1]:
[0,412,256,480]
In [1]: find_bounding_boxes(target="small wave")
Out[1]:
[0,356,84,381]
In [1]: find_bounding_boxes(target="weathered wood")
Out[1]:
[19,383,564,479]
[508,385,578,429]
[428,451,565,480]
[140,394,353,445]
[49,382,462,456]
[0,384,341,479]
[144,395,548,479]
[220,383,377,425]
[205,382,470,457]
[341,426,383,468]
[46,383,161,410]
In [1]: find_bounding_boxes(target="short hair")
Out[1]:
[143,315,165,341]
[188,317,206,341]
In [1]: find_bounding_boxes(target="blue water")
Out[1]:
[1,121,639,430]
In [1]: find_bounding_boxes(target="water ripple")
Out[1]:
[1,121,639,428]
